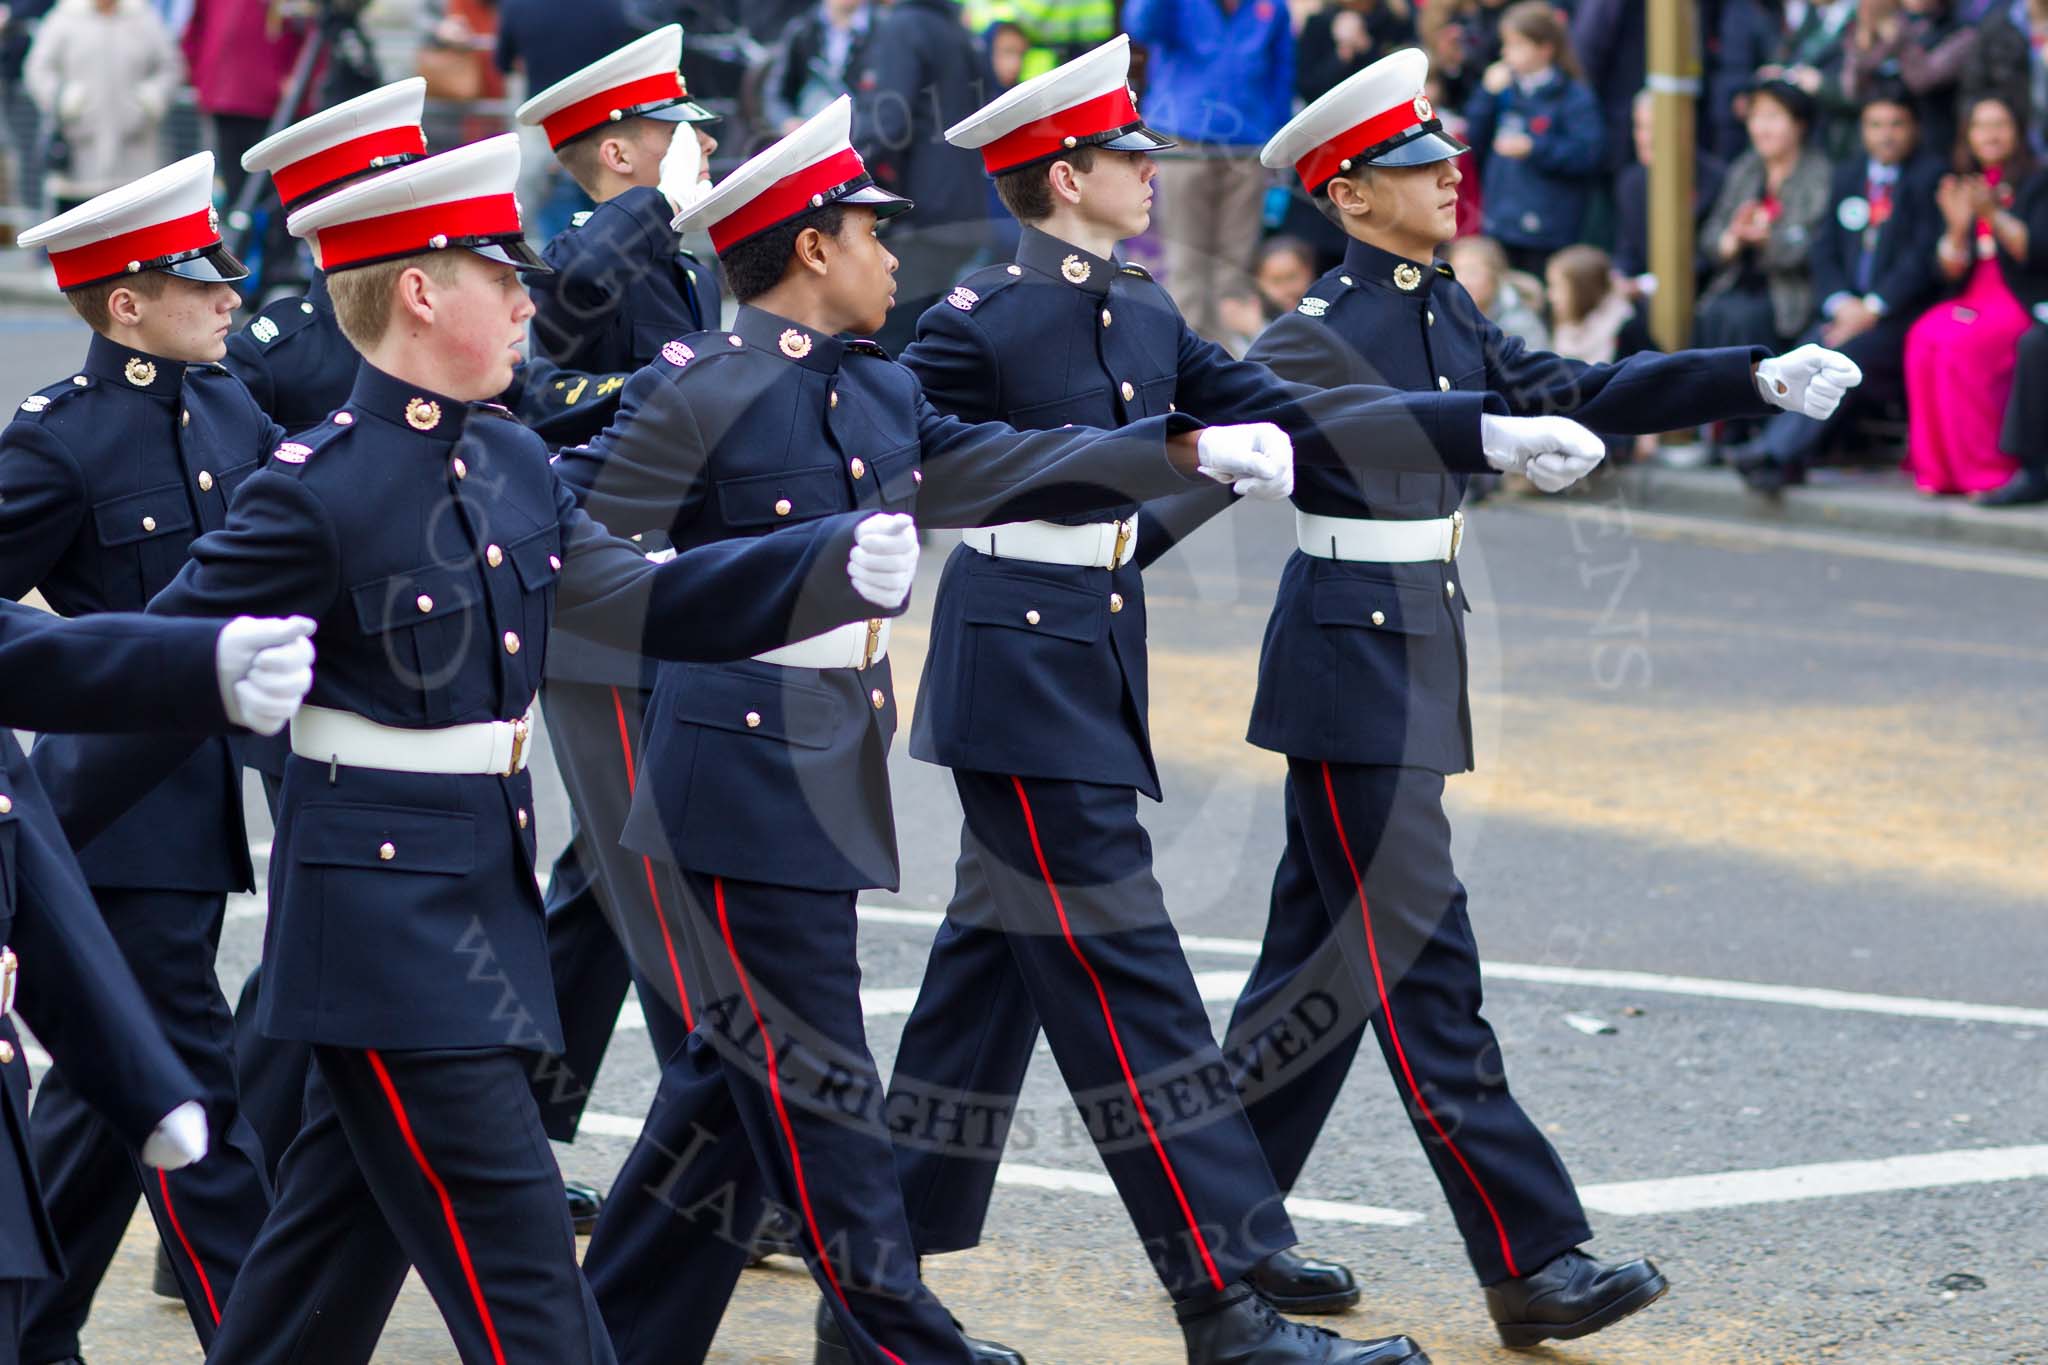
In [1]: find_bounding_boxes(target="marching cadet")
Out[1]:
[871,34,1619,1357]
[549,96,1333,1365]
[2,153,285,1362]
[0,604,315,1362]
[1214,49,1859,1349]
[68,133,918,1365]
[511,23,729,1165]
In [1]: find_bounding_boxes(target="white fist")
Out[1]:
[1196,422,1295,501]
[140,1100,209,1171]
[848,513,919,610]
[658,124,710,220]
[1756,343,1863,420]
[1481,413,1607,491]
[216,616,316,737]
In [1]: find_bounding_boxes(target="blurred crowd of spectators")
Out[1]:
[4,0,2047,504]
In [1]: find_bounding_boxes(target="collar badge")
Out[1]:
[405,397,442,431]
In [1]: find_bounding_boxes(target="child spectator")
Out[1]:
[1903,93,2044,495]
[1216,236,1320,356]
[1445,233,1549,349]
[1546,244,1659,462]
[1464,0,1606,274]
[24,0,179,215]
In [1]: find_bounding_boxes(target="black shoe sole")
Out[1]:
[1254,1284,1363,1315]
[1494,1272,1669,1349]
[152,1249,181,1301]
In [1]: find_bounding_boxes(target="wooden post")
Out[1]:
[1647,0,1701,352]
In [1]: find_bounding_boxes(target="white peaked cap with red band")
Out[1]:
[19,152,247,292]
[286,133,548,275]
[515,24,714,151]
[676,95,910,256]
[945,34,1175,176]
[1261,48,1469,195]
[242,77,430,212]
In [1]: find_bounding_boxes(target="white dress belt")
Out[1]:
[752,617,890,670]
[290,705,535,777]
[961,519,1138,570]
[1295,510,1465,563]
[0,947,15,1017]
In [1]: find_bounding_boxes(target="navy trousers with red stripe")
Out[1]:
[532,682,694,1142]
[205,1045,614,1365]
[585,874,973,1365]
[21,888,271,1359]
[887,772,1296,1298]
[1225,760,1592,1286]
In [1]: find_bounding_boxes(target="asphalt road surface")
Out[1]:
[4,311,2044,1363]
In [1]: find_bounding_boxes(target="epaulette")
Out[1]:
[1435,261,1456,279]
[941,263,1030,315]
[1295,267,1362,319]
[1118,262,1153,281]
[843,339,892,361]
[244,296,322,347]
[266,414,353,472]
[13,372,93,418]
[654,330,746,375]
[568,210,594,229]
[472,401,518,420]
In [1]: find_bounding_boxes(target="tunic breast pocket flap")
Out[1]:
[671,666,843,749]
[293,803,476,875]
[715,465,845,529]
[962,571,1105,645]
[1311,575,1442,637]
[91,484,194,547]
[350,566,482,632]
[506,530,562,590]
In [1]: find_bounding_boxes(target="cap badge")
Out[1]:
[779,328,814,360]
[208,204,221,236]
[1297,297,1329,317]
[947,286,979,311]
[405,397,443,431]
[250,317,280,345]
[124,358,158,387]
[1393,263,1424,292]
[1061,254,1093,286]
[18,395,49,413]
[661,340,695,367]
[273,441,313,464]
[1414,94,1435,123]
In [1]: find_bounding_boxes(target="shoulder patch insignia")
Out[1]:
[661,340,695,367]
[250,317,280,344]
[845,339,891,360]
[947,286,978,311]
[272,441,314,464]
[570,211,594,228]
[1297,297,1330,317]
[1118,262,1152,280]
[19,395,49,413]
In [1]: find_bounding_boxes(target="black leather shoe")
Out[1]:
[153,1241,180,1299]
[1248,1248,1360,1314]
[564,1180,603,1235]
[1177,1282,1427,1363]
[1976,468,2048,506]
[812,1298,1026,1364]
[1484,1248,1668,1348]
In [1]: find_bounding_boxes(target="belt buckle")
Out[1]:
[504,716,530,777]
[0,948,15,1016]
[1447,509,1465,561]
[861,619,883,670]
[1110,519,1133,570]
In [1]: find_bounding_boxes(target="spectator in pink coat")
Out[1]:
[179,0,315,202]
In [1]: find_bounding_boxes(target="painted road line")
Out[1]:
[1579,1145,2048,1216]
[850,904,2048,1029]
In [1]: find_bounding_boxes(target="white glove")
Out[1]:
[644,547,678,564]
[848,513,919,610]
[658,125,710,219]
[1481,413,1607,492]
[1195,422,1295,500]
[140,1100,209,1171]
[1756,343,1863,420]
[216,616,317,737]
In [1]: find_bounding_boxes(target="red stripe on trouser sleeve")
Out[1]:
[610,686,695,1029]
[156,1168,222,1324]
[712,878,908,1365]
[365,1049,509,1365]
[1318,762,1520,1279]
[1008,776,1227,1293]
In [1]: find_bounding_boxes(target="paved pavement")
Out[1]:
[4,311,2045,1362]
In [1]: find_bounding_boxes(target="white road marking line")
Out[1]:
[1578,1145,2048,1216]
[850,905,2048,1029]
